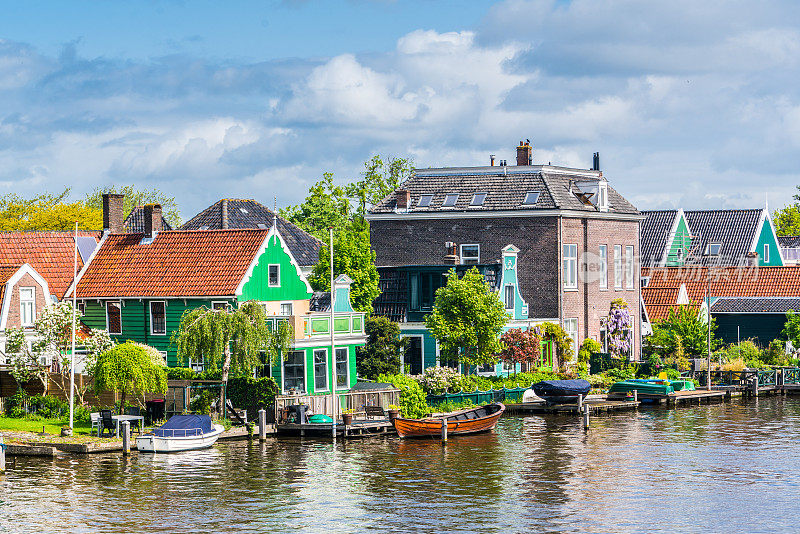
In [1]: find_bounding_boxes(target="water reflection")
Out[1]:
[2,397,800,533]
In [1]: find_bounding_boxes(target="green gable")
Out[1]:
[665,212,692,266]
[238,230,313,303]
[756,215,783,266]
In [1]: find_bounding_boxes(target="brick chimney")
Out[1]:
[102,193,125,234]
[396,190,411,209]
[221,199,229,229]
[516,140,532,166]
[143,204,162,238]
[444,241,459,264]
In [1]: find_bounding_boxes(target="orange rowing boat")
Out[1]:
[392,403,505,439]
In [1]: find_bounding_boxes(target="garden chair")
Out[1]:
[90,412,101,434]
[99,409,115,438]
[363,405,386,420]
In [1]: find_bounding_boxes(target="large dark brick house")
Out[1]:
[367,142,644,374]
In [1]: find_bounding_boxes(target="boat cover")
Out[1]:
[153,415,213,437]
[532,379,592,397]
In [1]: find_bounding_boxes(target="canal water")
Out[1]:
[2,396,800,533]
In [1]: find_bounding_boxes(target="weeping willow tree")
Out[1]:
[172,301,294,409]
[94,342,167,409]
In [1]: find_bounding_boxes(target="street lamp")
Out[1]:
[704,239,719,391]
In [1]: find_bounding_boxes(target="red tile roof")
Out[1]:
[74,229,270,298]
[0,232,100,299]
[0,264,23,304]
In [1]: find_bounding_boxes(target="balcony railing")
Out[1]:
[265,312,365,340]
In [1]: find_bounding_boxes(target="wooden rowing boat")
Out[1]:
[392,403,505,439]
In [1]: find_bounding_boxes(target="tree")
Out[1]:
[425,268,508,370]
[172,301,293,409]
[0,189,102,231]
[85,185,182,228]
[3,327,49,392]
[774,204,800,236]
[606,298,633,358]
[540,322,576,370]
[309,218,380,313]
[781,309,800,347]
[356,316,406,379]
[499,328,542,373]
[345,155,413,216]
[279,173,351,240]
[93,342,168,409]
[644,304,719,358]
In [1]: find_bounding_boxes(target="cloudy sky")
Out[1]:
[2,0,800,220]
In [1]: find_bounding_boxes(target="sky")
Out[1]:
[1,0,800,221]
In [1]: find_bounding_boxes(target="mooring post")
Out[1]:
[582,403,590,430]
[0,433,5,474]
[258,409,267,442]
[751,377,759,398]
[577,394,583,412]
[633,390,638,403]
[121,421,130,456]
[440,418,447,445]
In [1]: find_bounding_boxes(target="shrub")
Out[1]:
[375,373,428,418]
[226,376,279,421]
[356,316,404,380]
[190,389,215,415]
[578,338,602,364]
[166,367,196,380]
[417,366,462,395]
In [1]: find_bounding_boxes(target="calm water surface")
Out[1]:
[3,396,800,533]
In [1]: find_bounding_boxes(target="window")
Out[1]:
[641,276,651,288]
[504,285,515,311]
[676,247,684,261]
[314,349,328,391]
[625,245,634,289]
[707,243,721,256]
[461,244,480,265]
[411,272,444,311]
[523,191,540,205]
[19,287,35,327]
[190,354,204,372]
[280,302,293,316]
[563,318,578,361]
[598,245,608,289]
[410,274,419,310]
[107,301,122,334]
[212,301,228,311]
[268,264,280,287]
[442,194,459,207]
[335,348,349,389]
[150,301,166,335]
[477,362,495,375]
[764,244,770,263]
[76,301,86,315]
[598,183,608,210]
[284,351,305,393]
[614,245,623,289]
[418,194,433,208]
[470,192,487,206]
[563,244,578,289]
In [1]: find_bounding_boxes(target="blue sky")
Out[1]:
[1,0,800,220]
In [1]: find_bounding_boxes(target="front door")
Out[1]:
[405,336,423,375]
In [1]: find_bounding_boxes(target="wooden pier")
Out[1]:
[505,397,640,415]
[276,419,396,438]
[631,388,727,406]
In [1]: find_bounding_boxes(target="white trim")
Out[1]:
[625,245,635,289]
[106,300,122,335]
[279,301,293,316]
[282,349,306,394]
[235,227,313,296]
[504,284,515,311]
[0,263,53,330]
[563,243,578,289]
[460,243,480,264]
[613,244,623,289]
[764,210,784,265]
[149,300,167,335]
[211,300,229,311]
[312,348,329,393]
[764,243,770,263]
[598,244,608,289]
[660,209,685,267]
[64,232,108,299]
[19,287,36,327]
[334,346,350,390]
[290,334,366,348]
[748,208,767,256]
[367,208,645,222]
[268,264,280,287]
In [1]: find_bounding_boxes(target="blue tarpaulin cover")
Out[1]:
[532,379,592,397]
[153,415,213,437]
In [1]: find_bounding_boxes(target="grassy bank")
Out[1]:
[0,416,94,436]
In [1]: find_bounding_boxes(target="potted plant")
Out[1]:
[387,404,400,421]
[342,409,355,426]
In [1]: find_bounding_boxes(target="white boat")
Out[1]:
[136,414,224,453]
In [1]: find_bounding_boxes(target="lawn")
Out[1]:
[0,416,94,435]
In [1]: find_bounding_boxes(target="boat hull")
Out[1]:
[136,424,225,453]
[393,403,505,439]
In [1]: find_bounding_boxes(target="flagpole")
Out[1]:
[69,221,78,430]
[329,227,336,438]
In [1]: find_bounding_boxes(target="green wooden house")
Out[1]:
[67,216,366,396]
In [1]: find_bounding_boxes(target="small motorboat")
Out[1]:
[392,403,505,439]
[532,379,591,404]
[137,414,224,453]
[608,378,696,397]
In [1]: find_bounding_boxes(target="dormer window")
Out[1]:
[443,194,459,207]
[470,193,487,206]
[268,264,280,287]
[706,243,721,256]
[523,191,540,205]
[598,182,608,210]
[418,194,433,208]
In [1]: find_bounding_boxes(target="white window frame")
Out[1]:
[707,243,722,256]
[598,245,608,290]
[523,191,540,205]
[476,362,496,376]
[764,243,770,263]
[417,194,433,208]
[614,245,623,289]
[563,318,578,362]
[149,300,167,335]
[335,347,349,390]
[563,244,578,290]
[268,264,280,287]
[280,302,293,316]
[106,301,122,335]
[470,192,487,206]
[313,348,329,392]
[598,183,608,211]
[211,301,229,311]
[76,301,86,315]
[443,193,459,207]
[282,350,306,394]
[625,245,634,289]
[19,287,36,327]
[460,244,480,265]
[504,284,515,311]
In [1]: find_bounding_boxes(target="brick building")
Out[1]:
[368,142,644,374]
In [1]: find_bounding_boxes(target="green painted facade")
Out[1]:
[665,213,692,266]
[238,233,313,302]
[755,216,783,266]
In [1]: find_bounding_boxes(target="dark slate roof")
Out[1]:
[123,206,173,233]
[640,210,677,267]
[180,199,324,267]
[778,236,800,248]
[711,297,800,314]
[309,291,331,312]
[370,166,639,215]
[683,210,763,266]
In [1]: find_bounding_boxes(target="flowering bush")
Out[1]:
[417,366,461,394]
[607,299,632,358]
[499,328,542,371]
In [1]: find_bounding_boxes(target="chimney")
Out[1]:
[516,140,532,166]
[592,152,600,171]
[444,241,459,264]
[102,193,125,234]
[221,199,229,229]
[396,190,411,210]
[490,154,496,166]
[143,204,162,238]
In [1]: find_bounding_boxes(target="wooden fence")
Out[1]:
[274,388,401,420]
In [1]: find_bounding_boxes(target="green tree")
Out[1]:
[0,189,102,231]
[279,172,351,240]
[84,185,182,228]
[425,268,508,370]
[356,316,407,379]
[172,301,293,409]
[3,327,49,392]
[309,218,379,313]
[644,305,718,358]
[93,342,168,409]
[345,155,413,216]
[781,309,800,347]
[773,186,800,236]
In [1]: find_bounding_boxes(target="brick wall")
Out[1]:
[5,272,48,329]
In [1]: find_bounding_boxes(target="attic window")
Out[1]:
[470,193,487,206]
[199,225,210,230]
[706,243,721,256]
[523,191,540,205]
[598,183,608,210]
[239,207,249,214]
[443,194,459,207]
[268,264,280,287]
[257,223,269,229]
[418,194,433,208]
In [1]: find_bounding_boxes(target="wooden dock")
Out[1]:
[276,419,396,438]
[632,388,727,406]
[505,397,640,415]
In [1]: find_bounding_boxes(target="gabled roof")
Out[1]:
[640,210,678,267]
[72,229,270,298]
[778,236,800,248]
[180,199,323,267]
[710,297,800,314]
[124,206,173,233]
[369,166,639,216]
[0,264,23,305]
[0,231,101,299]
[683,209,763,265]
